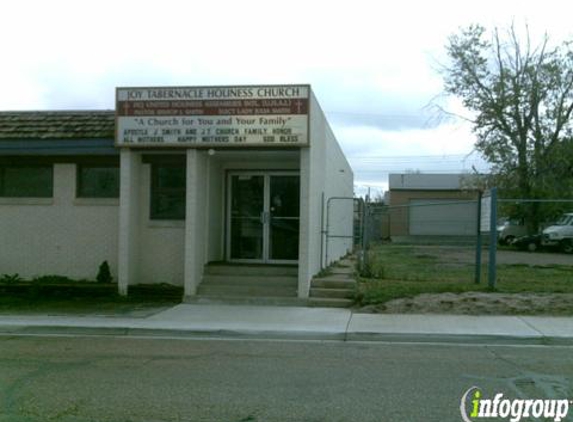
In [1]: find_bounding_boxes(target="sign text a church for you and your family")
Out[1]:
[115,85,310,148]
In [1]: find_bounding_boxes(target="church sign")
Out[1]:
[115,85,309,147]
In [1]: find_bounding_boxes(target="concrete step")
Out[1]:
[204,264,298,277]
[311,279,356,289]
[185,295,308,307]
[321,274,353,281]
[202,274,297,287]
[328,267,355,275]
[336,259,355,268]
[309,288,354,299]
[197,285,297,298]
[307,297,354,308]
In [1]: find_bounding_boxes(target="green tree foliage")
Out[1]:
[443,24,573,230]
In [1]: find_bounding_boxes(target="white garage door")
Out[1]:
[409,199,477,236]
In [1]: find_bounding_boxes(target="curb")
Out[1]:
[1,324,573,345]
[0,324,346,341]
[345,332,573,346]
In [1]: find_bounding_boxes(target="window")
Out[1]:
[0,165,53,197]
[77,165,119,198]
[150,164,186,220]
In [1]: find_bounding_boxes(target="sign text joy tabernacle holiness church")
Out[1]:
[115,85,310,147]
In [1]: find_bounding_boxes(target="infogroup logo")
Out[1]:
[460,386,571,422]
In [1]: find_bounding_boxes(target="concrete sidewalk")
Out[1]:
[1,304,573,344]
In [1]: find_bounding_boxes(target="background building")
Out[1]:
[385,173,478,239]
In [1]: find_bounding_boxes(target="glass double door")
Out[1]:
[228,172,300,263]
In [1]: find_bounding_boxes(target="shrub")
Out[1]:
[31,275,74,284]
[357,251,385,279]
[96,261,113,284]
[0,273,22,284]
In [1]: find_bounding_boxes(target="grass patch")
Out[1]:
[356,244,573,306]
[361,246,471,282]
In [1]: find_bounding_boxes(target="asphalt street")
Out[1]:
[1,335,572,422]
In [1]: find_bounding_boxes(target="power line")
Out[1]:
[349,160,488,165]
[355,170,490,174]
[326,110,430,119]
[348,153,481,159]
[352,160,486,165]
[347,155,489,167]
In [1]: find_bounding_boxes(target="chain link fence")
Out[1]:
[350,194,573,286]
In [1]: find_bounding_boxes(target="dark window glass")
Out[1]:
[0,165,53,197]
[150,164,186,220]
[77,165,120,198]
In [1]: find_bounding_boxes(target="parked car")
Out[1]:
[542,213,573,254]
[497,218,528,245]
[511,234,542,252]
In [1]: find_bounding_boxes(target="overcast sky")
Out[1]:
[2,0,572,197]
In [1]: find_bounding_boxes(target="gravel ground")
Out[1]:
[358,245,572,316]
[359,292,573,315]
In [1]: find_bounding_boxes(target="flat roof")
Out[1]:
[389,173,465,190]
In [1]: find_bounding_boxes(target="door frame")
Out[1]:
[226,170,300,264]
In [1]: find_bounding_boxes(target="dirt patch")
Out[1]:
[358,292,573,316]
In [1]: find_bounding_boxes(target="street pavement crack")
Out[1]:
[517,316,546,339]
[344,312,353,342]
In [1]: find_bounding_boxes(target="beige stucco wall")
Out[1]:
[0,163,119,280]
[138,162,185,285]
[323,110,354,264]
[118,151,188,290]
[0,157,186,285]
[118,149,139,293]
[183,149,209,295]
[299,92,354,297]
[206,159,224,263]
